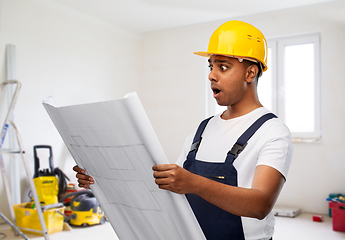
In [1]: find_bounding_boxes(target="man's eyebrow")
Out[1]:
[208,58,232,65]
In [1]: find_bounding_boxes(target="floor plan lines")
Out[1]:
[43,93,206,240]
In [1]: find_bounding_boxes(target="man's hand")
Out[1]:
[72,165,95,189]
[152,164,196,194]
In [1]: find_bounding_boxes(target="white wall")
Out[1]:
[251,2,345,214]
[1,0,345,221]
[141,1,345,214]
[0,0,141,220]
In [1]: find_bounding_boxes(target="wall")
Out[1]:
[257,2,345,214]
[0,0,141,220]
[1,0,344,221]
[141,1,345,214]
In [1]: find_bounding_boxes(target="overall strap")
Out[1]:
[228,113,277,160]
[189,116,214,153]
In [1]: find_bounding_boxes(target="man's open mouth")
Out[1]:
[212,87,221,96]
[213,89,220,94]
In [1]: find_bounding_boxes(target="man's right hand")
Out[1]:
[72,165,95,189]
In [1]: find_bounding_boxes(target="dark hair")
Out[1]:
[256,62,262,80]
[244,60,262,81]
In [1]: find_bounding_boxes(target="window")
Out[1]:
[206,33,321,142]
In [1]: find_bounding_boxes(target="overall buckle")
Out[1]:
[189,137,202,152]
[228,142,248,159]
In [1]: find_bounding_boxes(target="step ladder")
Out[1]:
[0,80,50,240]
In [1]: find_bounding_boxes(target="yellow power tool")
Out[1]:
[33,145,69,205]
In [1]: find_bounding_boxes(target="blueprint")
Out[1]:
[43,92,205,240]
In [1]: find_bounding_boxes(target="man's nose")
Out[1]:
[208,69,218,82]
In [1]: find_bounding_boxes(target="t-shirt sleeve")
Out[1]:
[256,121,293,180]
[175,131,194,167]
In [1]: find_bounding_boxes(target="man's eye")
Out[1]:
[221,65,228,71]
[208,65,213,71]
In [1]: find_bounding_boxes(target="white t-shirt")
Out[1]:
[176,107,293,240]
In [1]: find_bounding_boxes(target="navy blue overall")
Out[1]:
[183,113,277,240]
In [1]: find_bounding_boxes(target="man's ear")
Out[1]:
[246,64,259,83]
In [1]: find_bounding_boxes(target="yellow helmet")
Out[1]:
[194,20,268,72]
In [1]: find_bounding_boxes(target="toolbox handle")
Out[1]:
[33,145,54,178]
[41,203,64,212]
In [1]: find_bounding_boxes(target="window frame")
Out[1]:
[267,33,321,142]
[205,32,322,142]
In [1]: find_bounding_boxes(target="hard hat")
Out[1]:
[194,20,268,72]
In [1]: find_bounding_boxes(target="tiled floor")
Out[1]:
[1,212,345,239]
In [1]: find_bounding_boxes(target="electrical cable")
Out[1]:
[54,167,70,196]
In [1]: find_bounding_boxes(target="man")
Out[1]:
[74,20,293,240]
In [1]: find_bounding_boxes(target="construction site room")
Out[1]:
[1,0,345,239]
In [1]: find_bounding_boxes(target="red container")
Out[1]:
[329,202,345,232]
[313,215,323,222]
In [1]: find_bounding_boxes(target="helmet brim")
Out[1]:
[193,51,268,72]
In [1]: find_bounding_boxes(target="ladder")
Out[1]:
[0,80,50,240]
